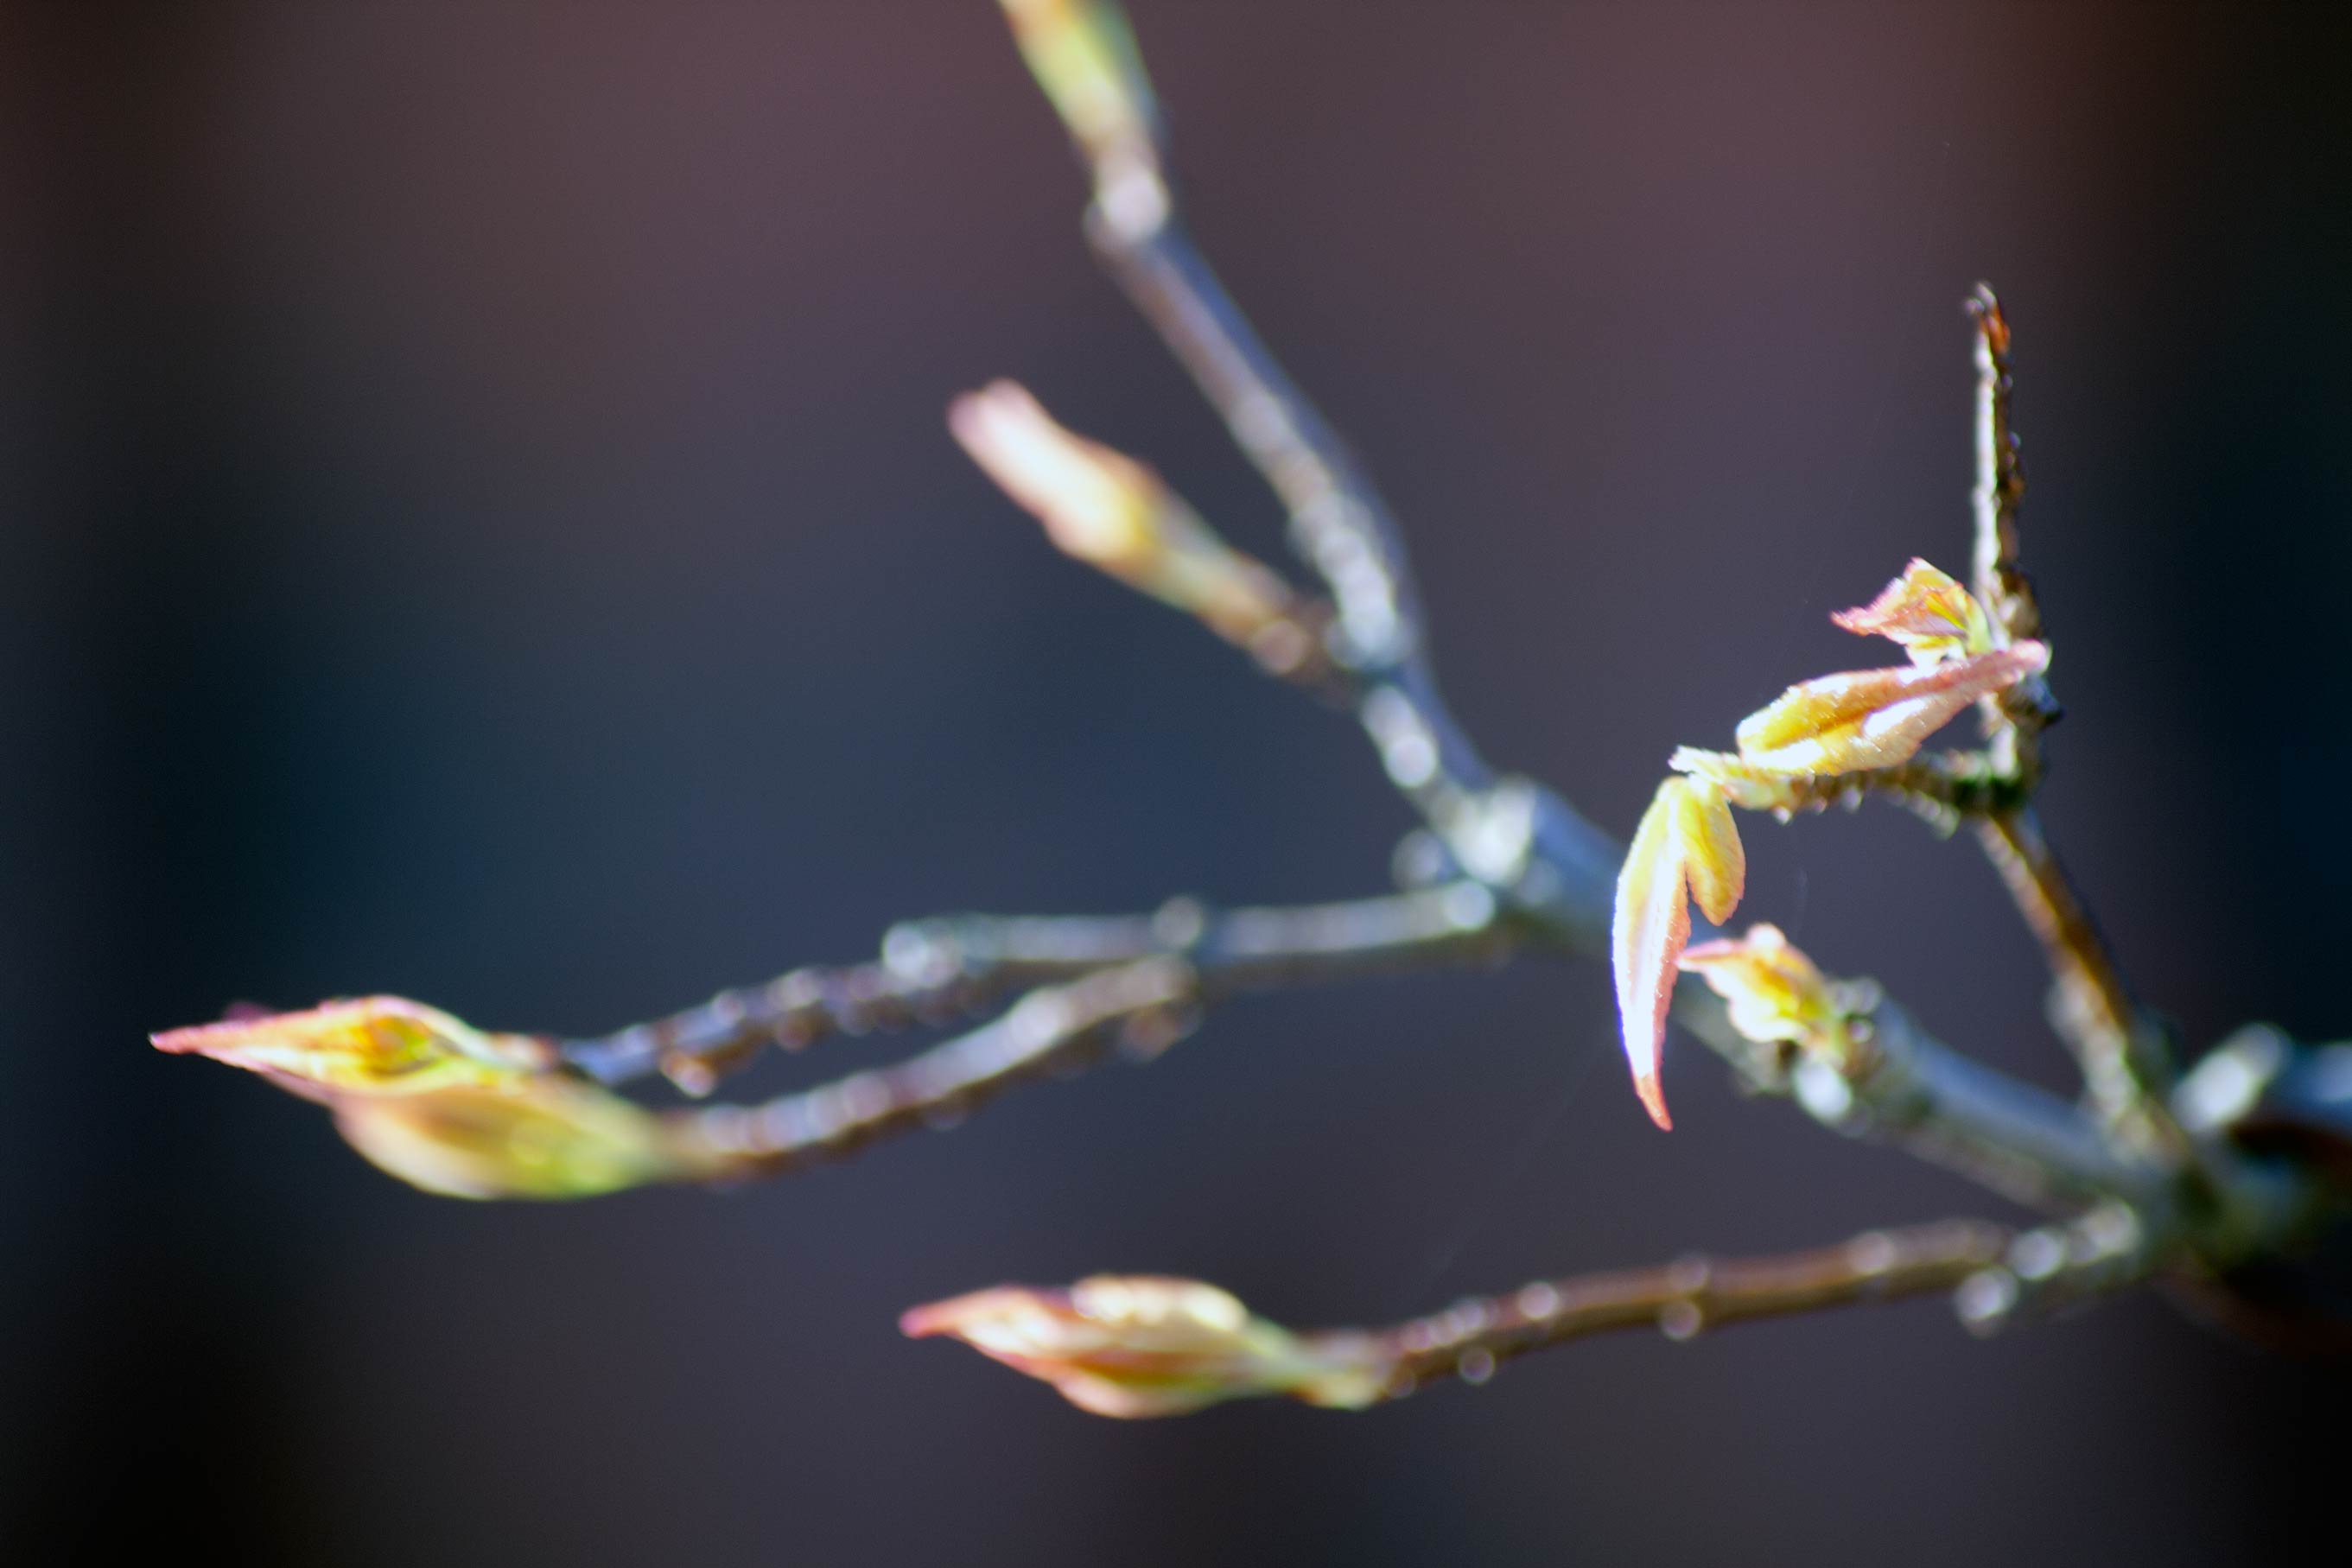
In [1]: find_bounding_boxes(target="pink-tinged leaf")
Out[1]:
[1733,642,2048,777]
[151,996,549,1098]
[901,1275,1382,1418]
[1675,779,1745,926]
[1612,779,1700,1130]
[1828,558,1991,664]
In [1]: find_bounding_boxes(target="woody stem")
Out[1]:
[1302,1219,2013,1405]
[1974,807,2188,1159]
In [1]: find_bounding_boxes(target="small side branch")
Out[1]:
[676,958,1198,1178]
[1967,285,2037,648]
[1974,807,2185,1157]
[1966,284,2056,765]
[1071,69,1622,944]
[1311,1219,2012,1405]
[560,909,1181,1090]
[1088,216,1427,680]
[658,883,1515,1179]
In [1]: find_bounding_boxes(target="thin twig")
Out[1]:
[654,883,1515,1178]
[1974,807,2186,1157]
[1959,291,2174,1138]
[1303,1219,2013,1404]
[1966,284,2056,762]
[1072,77,1623,949]
[1954,1202,2154,1335]
[561,910,1179,1090]
[673,958,1198,1178]
[1967,286,2037,642]
[563,885,1511,1092]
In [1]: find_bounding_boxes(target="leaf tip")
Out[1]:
[1634,1070,1674,1131]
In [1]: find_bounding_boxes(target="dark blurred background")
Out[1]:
[4,1,2349,1561]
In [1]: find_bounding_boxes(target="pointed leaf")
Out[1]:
[152,997,546,1098]
[1612,778,1700,1130]
[1733,643,2048,776]
[1675,778,1745,925]
[902,1274,1380,1418]
[1829,558,1992,664]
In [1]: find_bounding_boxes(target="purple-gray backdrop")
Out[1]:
[3,3,2348,1563]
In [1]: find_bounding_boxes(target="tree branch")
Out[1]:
[653,883,1516,1178]
[1008,4,2229,1225]
[1974,806,2186,1156]
[1955,290,2186,1159]
[562,908,1185,1091]
[1024,9,1620,948]
[1305,1219,2014,1405]
[1088,212,1632,933]
[1675,987,2164,1213]
[1966,284,2056,758]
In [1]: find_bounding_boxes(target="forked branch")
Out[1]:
[151,0,2349,1405]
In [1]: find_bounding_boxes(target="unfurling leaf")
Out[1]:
[902,1275,1383,1418]
[151,997,550,1099]
[1611,776,1747,1131]
[1679,924,1851,1064]
[950,381,1301,649]
[1732,641,2048,777]
[332,1076,715,1201]
[1829,558,1993,665]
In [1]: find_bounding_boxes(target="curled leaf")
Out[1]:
[1611,776,1747,1130]
[151,997,548,1099]
[1733,642,2048,777]
[1679,924,1849,1063]
[902,1274,1380,1418]
[333,1076,713,1201]
[1829,558,1993,665]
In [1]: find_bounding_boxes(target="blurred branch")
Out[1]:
[1090,199,1632,944]
[658,882,1515,1178]
[562,908,1179,1093]
[565,883,1510,1092]
[998,1,1620,946]
[1316,1219,2015,1405]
